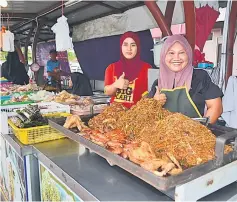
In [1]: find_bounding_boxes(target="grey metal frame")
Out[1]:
[49,118,237,191]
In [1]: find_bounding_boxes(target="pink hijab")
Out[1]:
[158,35,193,90]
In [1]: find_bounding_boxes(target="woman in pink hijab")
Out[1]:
[148,35,223,124]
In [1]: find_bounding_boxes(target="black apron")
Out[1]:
[161,86,202,118]
[71,72,93,96]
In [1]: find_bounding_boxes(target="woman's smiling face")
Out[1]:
[165,42,189,72]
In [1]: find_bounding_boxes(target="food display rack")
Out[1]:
[1,93,237,201]
[49,118,237,201]
[70,97,110,116]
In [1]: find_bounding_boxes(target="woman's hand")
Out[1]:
[113,72,129,89]
[104,72,129,96]
[154,86,167,105]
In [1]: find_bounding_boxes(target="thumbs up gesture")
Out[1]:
[114,72,130,89]
[154,86,167,105]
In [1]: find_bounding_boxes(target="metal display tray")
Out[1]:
[49,116,237,191]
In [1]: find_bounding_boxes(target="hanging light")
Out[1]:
[0,0,8,7]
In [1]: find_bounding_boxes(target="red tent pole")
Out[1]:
[145,1,172,37]
[183,0,196,50]
[226,1,237,83]
[165,0,176,28]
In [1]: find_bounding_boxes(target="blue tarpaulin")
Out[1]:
[73,30,154,80]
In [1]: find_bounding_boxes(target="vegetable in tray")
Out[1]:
[10,105,48,128]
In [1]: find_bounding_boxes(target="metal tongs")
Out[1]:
[192,117,210,126]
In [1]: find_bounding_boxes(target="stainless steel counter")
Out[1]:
[0,134,33,157]
[34,139,171,201]
[2,134,237,201]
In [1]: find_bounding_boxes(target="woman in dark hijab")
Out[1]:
[70,72,93,96]
[1,48,29,85]
[104,31,151,108]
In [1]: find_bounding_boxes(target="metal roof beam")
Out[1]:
[11,2,64,32]
[38,37,55,43]
[1,17,32,21]
[70,1,144,26]
[92,1,123,12]
[13,27,32,35]
[51,2,94,20]
[1,13,35,18]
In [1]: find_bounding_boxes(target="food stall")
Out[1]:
[1,125,237,201]
[0,80,109,201]
[1,0,237,201]
[1,83,237,201]
[1,78,237,201]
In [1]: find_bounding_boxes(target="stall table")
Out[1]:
[1,133,237,201]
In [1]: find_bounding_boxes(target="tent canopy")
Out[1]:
[1,0,227,45]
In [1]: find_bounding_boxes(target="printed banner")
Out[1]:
[0,136,26,201]
[39,162,82,202]
[36,41,71,76]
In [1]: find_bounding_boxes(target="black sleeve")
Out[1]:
[201,71,223,100]
[147,79,158,98]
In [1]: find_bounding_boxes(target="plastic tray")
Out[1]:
[0,101,70,135]
[8,112,71,145]
[0,100,35,106]
[0,82,13,87]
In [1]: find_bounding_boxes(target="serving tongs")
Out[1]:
[192,117,210,126]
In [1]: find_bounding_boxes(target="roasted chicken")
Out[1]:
[127,141,183,176]
[63,115,88,131]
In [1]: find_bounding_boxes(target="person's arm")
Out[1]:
[104,64,129,96]
[47,70,59,78]
[46,62,58,80]
[149,79,167,104]
[104,83,117,96]
[104,72,129,96]
[104,65,116,96]
[15,46,26,64]
[205,98,223,124]
[147,79,158,98]
[201,71,224,124]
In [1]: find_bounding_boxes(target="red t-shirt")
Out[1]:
[104,63,151,108]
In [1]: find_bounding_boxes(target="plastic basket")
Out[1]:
[0,82,13,87]
[0,95,11,101]
[0,101,70,114]
[0,77,8,81]
[0,100,34,106]
[8,112,71,145]
[0,91,35,101]
[0,102,70,135]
